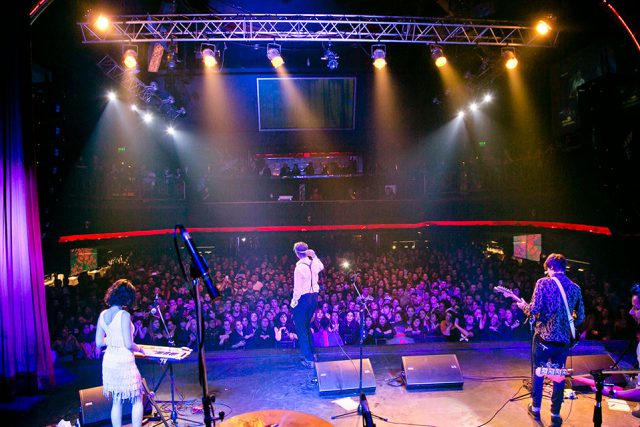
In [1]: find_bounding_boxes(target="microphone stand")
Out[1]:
[332,277,387,427]
[173,225,224,427]
[190,269,225,427]
[588,368,640,427]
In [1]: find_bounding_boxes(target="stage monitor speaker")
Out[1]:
[315,359,376,397]
[402,354,464,390]
[79,381,148,426]
[567,354,627,387]
[79,386,128,426]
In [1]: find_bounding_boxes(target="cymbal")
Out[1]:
[218,409,333,427]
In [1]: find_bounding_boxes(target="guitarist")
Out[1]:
[516,253,585,427]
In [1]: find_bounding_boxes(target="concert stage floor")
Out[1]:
[8,341,635,427]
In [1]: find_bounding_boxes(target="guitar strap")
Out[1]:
[551,276,576,340]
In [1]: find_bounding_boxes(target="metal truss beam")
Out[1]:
[79,14,558,47]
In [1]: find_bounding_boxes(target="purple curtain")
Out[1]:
[0,4,54,400]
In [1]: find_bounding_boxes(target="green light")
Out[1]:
[478,141,487,147]
[117,147,126,153]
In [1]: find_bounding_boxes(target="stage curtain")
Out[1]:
[0,5,55,401]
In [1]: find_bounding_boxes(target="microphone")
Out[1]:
[177,224,220,300]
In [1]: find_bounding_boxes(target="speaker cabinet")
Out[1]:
[567,354,627,387]
[402,354,464,390]
[79,382,148,426]
[315,359,376,396]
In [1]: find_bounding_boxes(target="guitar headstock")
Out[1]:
[535,366,573,383]
[493,285,516,298]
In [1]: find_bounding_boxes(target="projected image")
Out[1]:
[70,248,98,275]
[513,234,541,262]
[257,77,356,130]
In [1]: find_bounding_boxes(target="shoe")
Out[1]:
[631,408,640,419]
[550,414,562,427]
[527,404,540,421]
[301,359,315,369]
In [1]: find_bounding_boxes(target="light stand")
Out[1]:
[331,278,387,427]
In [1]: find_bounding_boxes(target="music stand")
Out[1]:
[331,278,387,427]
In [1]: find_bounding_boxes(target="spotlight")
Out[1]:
[123,47,138,70]
[536,19,551,35]
[458,110,465,118]
[201,44,218,69]
[321,44,339,70]
[107,91,116,101]
[502,49,518,70]
[94,15,110,32]
[341,261,350,269]
[430,45,447,68]
[130,104,138,111]
[267,43,284,68]
[469,102,478,112]
[143,112,153,124]
[371,45,387,69]
[166,126,176,135]
[483,93,493,103]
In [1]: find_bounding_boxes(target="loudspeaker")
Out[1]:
[315,359,376,396]
[567,354,627,387]
[79,382,148,426]
[402,354,464,390]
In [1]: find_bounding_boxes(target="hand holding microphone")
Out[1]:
[305,249,316,260]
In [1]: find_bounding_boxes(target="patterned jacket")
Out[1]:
[523,273,585,344]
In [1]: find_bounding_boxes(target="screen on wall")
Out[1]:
[70,248,98,275]
[257,77,356,131]
[513,234,542,262]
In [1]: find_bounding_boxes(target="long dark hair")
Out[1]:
[104,279,136,308]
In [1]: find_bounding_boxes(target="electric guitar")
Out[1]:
[493,286,534,329]
[494,285,580,348]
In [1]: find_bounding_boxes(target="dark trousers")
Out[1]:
[292,293,318,361]
[531,334,570,414]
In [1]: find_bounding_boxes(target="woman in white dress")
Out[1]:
[95,279,145,427]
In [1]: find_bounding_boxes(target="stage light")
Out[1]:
[201,44,218,69]
[130,104,138,112]
[430,45,447,68]
[143,112,153,124]
[321,44,339,70]
[342,261,350,269]
[536,19,551,35]
[107,91,116,101]
[502,49,518,70]
[166,126,175,135]
[483,93,493,103]
[371,45,387,69]
[458,110,465,118]
[94,14,110,32]
[469,102,478,112]
[123,48,138,69]
[267,43,284,68]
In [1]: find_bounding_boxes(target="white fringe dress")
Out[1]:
[99,309,144,402]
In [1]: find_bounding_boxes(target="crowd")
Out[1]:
[47,243,634,361]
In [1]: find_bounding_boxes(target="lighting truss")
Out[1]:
[79,14,558,47]
[96,55,186,120]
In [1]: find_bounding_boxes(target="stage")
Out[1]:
[7,341,636,427]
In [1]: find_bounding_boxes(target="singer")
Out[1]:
[291,241,324,368]
[95,279,145,427]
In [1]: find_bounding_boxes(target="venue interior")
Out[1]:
[2,1,640,427]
